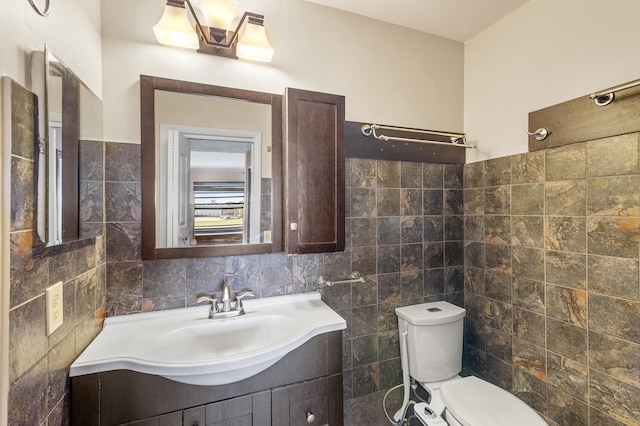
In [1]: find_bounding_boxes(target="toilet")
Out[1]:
[395,301,547,426]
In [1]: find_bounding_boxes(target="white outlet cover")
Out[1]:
[46,281,64,335]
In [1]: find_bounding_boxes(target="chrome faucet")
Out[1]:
[196,287,255,319]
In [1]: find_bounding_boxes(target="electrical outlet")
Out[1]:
[263,230,272,243]
[46,281,64,335]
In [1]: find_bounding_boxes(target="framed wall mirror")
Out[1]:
[140,75,283,259]
[32,46,103,246]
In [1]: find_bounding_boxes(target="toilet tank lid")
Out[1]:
[395,301,465,325]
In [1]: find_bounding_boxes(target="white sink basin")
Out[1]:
[70,292,346,385]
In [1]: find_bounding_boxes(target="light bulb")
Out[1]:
[236,21,274,62]
[201,0,238,30]
[153,3,199,49]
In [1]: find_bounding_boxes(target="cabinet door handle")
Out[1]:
[306,411,315,423]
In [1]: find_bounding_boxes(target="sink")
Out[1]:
[151,314,297,362]
[70,292,346,385]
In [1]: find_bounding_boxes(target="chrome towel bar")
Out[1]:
[361,123,475,149]
[318,271,365,287]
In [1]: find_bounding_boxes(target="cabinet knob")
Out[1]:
[306,411,315,423]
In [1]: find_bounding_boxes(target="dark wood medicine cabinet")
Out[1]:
[140,76,346,260]
[284,88,346,254]
[140,75,284,259]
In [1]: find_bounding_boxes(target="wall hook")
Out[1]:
[527,128,549,141]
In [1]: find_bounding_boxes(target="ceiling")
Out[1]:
[304,0,531,42]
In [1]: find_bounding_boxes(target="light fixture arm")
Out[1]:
[182,0,209,41]
[183,0,265,57]
[28,0,51,16]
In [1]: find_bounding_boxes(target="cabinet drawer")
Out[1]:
[272,376,343,426]
[289,396,328,426]
[183,406,205,426]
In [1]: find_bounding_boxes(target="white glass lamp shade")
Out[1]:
[201,0,238,30]
[153,3,199,49]
[236,21,274,62]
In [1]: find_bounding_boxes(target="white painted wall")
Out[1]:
[0,1,102,424]
[0,0,102,94]
[464,0,640,162]
[101,0,465,144]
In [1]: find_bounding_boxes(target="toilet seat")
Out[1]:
[439,376,547,426]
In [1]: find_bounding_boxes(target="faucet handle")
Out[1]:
[196,294,217,304]
[197,294,218,311]
[236,290,255,299]
[197,294,219,318]
[235,290,255,311]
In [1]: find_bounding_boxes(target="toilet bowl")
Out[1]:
[395,301,546,426]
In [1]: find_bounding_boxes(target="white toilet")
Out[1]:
[395,301,547,426]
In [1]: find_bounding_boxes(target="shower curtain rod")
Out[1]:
[589,78,640,106]
[361,124,476,149]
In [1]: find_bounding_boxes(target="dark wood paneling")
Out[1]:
[184,406,206,426]
[61,71,80,241]
[140,75,156,260]
[284,88,345,254]
[70,374,100,426]
[272,376,343,426]
[345,121,466,164]
[252,391,272,426]
[529,82,640,151]
[271,387,290,426]
[327,374,344,426]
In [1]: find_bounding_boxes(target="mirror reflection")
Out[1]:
[155,91,272,248]
[45,51,65,244]
[32,48,104,246]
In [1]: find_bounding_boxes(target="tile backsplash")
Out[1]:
[103,142,465,410]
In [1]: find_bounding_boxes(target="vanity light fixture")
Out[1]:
[153,0,274,62]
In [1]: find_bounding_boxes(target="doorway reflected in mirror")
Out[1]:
[155,90,271,249]
[140,75,282,260]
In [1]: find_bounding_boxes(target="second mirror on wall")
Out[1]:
[32,46,104,247]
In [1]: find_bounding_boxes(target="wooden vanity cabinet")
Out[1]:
[284,88,345,254]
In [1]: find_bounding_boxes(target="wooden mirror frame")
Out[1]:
[140,75,283,259]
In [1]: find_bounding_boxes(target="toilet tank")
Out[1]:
[395,301,466,383]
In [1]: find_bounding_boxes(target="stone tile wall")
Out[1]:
[464,134,640,426]
[103,142,465,422]
[7,79,105,426]
[337,159,465,405]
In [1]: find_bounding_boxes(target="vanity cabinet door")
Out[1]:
[272,376,343,426]
[203,391,271,426]
[284,88,345,254]
[183,406,205,426]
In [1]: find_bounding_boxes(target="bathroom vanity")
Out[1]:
[71,332,342,425]
[70,293,345,425]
